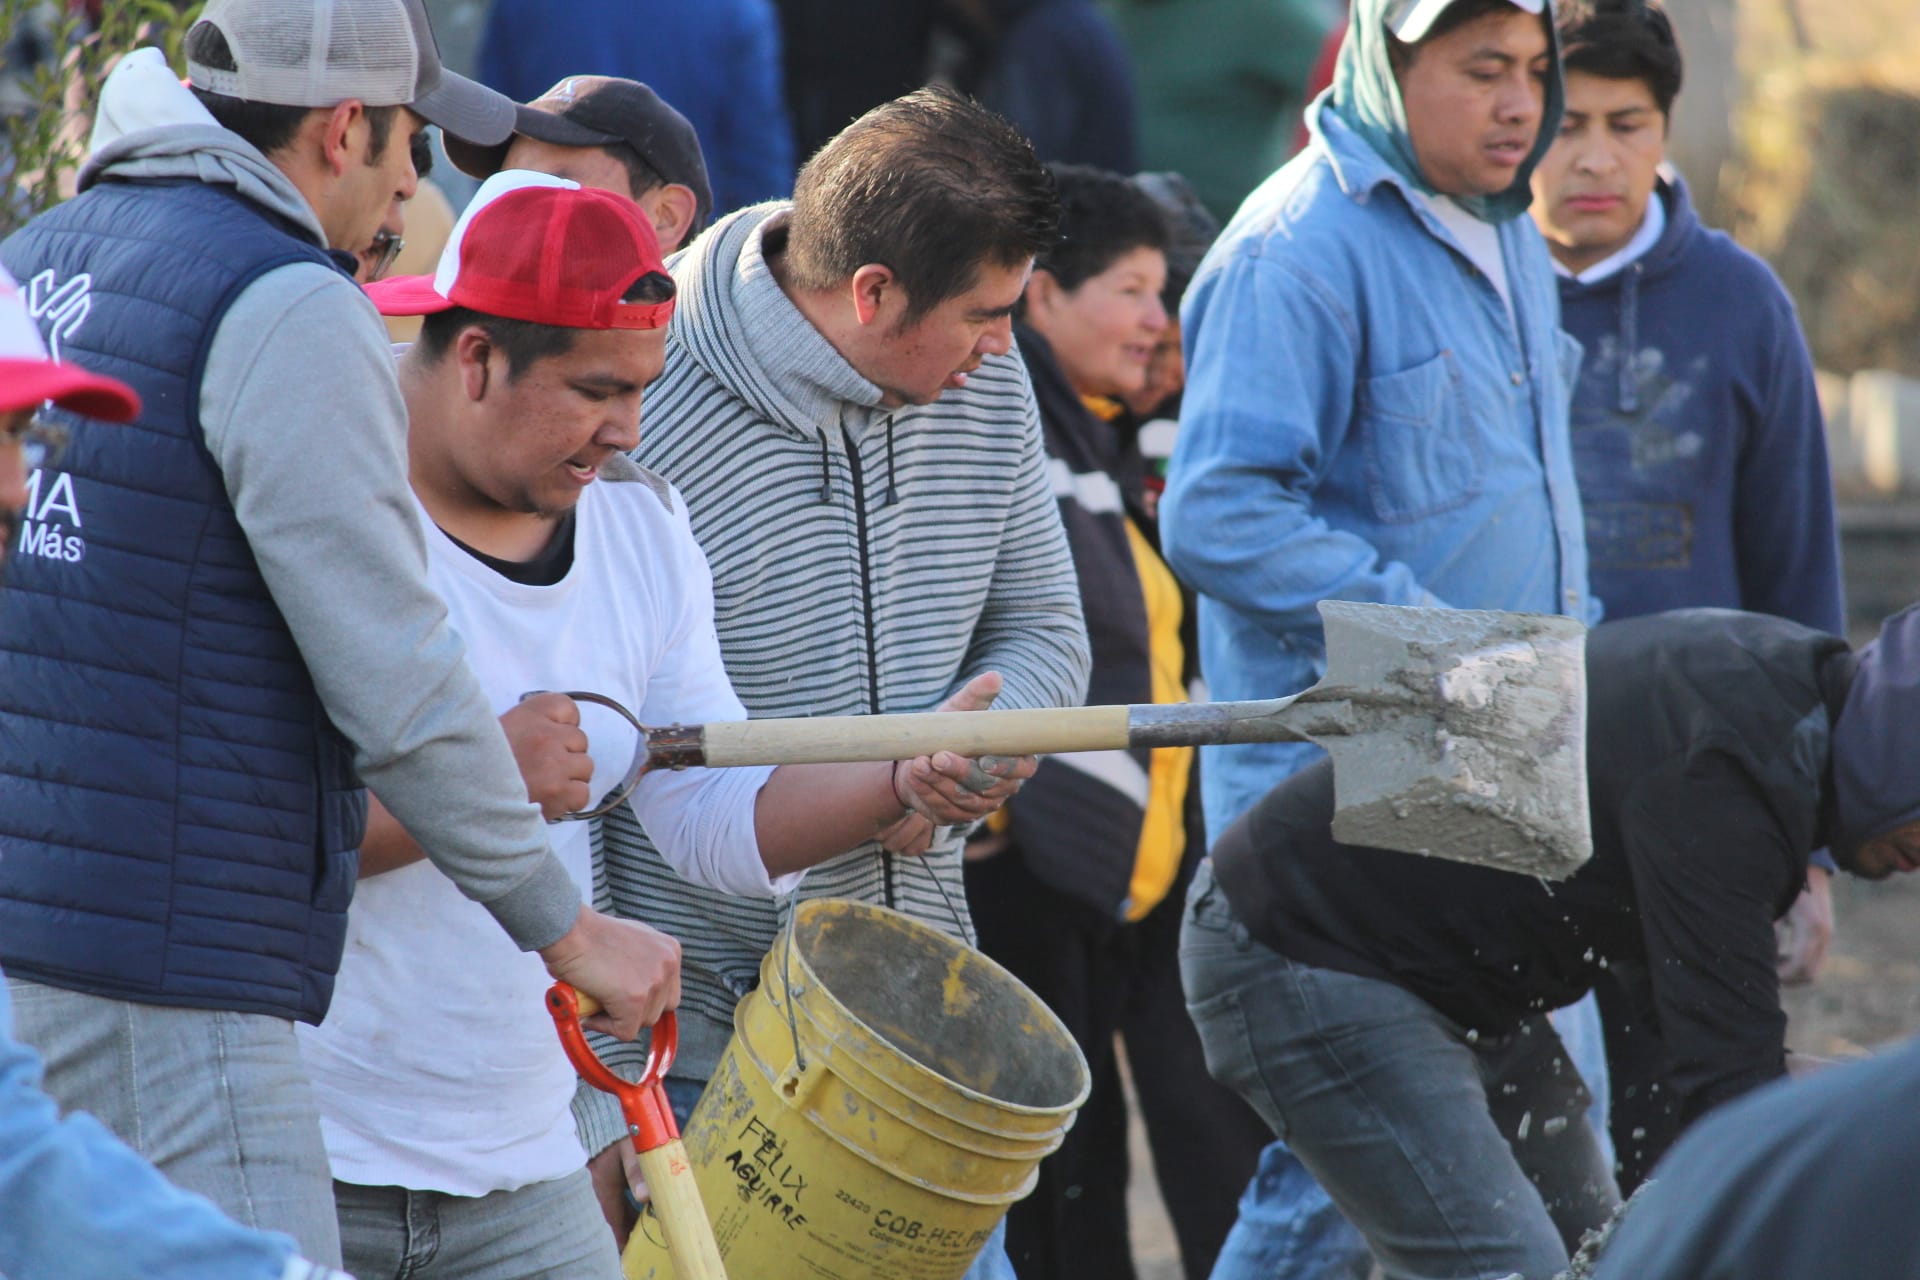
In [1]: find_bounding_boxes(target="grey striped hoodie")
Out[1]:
[577,203,1091,1148]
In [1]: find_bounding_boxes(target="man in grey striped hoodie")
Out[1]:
[578,89,1091,1277]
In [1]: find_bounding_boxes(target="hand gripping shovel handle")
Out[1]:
[547,985,728,1280]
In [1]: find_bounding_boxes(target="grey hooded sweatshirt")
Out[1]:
[72,53,580,949]
[579,203,1091,1147]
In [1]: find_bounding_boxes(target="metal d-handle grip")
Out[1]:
[545,983,679,1152]
[518,690,648,822]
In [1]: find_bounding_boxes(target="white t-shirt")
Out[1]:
[299,466,784,1196]
[1418,191,1516,333]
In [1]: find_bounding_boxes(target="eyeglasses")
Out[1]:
[6,412,69,473]
[365,228,405,282]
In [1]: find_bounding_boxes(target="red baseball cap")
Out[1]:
[0,267,141,421]
[366,169,675,330]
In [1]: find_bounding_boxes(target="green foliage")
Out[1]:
[1,0,204,237]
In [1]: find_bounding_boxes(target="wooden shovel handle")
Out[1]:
[696,704,1131,767]
[636,1139,729,1280]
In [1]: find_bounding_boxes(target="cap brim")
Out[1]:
[444,102,624,180]
[411,67,517,148]
[364,274,457,317]
[0,359,140,421]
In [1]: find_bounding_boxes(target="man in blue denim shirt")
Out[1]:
[1161,0,1594,1274]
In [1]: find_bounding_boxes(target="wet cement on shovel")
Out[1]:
[1313,602,1593,880]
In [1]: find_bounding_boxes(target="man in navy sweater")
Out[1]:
[1531,0,1845,980]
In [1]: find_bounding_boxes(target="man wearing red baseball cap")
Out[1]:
[297,171,1029,1278]
[0,0,687,1265]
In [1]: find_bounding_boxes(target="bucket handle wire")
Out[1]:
[911,842,972,939]
[774,847,972,1079]
[779,891,808,1074]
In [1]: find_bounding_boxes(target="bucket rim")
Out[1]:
[773,898,1093,1119]
[736,997,1075,1159]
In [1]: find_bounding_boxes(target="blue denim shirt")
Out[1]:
[1162,108,1593,840]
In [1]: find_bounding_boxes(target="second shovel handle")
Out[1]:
[634,1138,729,1280]
[696,704,1132,766]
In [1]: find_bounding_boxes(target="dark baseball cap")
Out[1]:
[446,76,713,232]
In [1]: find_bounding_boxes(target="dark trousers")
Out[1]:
[966,847,1267,1280]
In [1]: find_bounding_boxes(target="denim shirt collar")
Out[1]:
[1309,103,1510,271]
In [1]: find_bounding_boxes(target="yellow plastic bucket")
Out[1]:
[620,898,1090,1280]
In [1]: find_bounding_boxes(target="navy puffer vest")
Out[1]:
[0,178,367,1024]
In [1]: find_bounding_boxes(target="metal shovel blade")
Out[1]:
[1306,601,1592,879]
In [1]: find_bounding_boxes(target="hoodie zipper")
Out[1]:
[840,425,895,910]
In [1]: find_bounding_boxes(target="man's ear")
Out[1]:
[1024,268,1061,326]
[317,100,365,177]
[849,262,898,328]
[642,183,700,255]
[455,325,495,402]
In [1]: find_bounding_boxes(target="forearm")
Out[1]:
[358,795,426,878]
[202,269,579,948]
[754,762,906,877]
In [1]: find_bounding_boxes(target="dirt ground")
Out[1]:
[1779,865,1920,1059]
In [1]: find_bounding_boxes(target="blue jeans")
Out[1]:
[7,976,342,1266]
[337,1168,620,1279]
[1215,999,1615,1280]
[1179,864,1618,1280]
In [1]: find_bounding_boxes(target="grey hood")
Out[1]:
[667,201,890,441]
[82,48,327,248]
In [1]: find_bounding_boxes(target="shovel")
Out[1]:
[588,601,1592,879]
[547,985,728,1280]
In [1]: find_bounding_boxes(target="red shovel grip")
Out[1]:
[546,982,680,1152]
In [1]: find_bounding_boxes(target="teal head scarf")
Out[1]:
[1330,0,1565,222]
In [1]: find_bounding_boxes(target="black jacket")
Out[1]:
[1213,609,1853,1185]
[997,325,1157,922]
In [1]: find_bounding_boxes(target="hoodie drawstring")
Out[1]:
[881,415,898,506]
[1617,262,1642,415]
[819,416,897,505]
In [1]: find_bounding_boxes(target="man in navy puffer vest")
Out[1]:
[0,0,685,1264]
